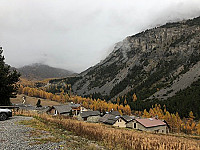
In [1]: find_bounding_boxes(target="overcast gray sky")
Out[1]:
[0,0,200,73]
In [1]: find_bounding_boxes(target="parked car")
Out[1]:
[0,109,12,121]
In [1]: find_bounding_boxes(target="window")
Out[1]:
[155,130,159,133]
[134,123,136,128]
[55,110,58,115]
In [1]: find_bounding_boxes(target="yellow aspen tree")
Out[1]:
[64,94,69,102]
[56,95,61,102]
[118,110,123,116]
[171,114,177,133]
[124,99,127,105]
[132,93,137,102]
[164,111,172,130]
[52,95,57,101]
[28,88,34,97]
[175,112,182,133]
[124,105,131,115]
[117,97,120,105]
[143,109,151,118]
[49,93,54,100]
[113,104,118,111]
[196,121,200,135]
[149,108,155,117]
[107,104,113,112]
[187,111,196,134]
[89,104,94,110]
[119,104,124,113]
[83,101,88,109]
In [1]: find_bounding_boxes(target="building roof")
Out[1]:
[80,111,100,118]
[100,114,121,125]
[52,105,72,114]
[109,111,121,116]
[68,103,81,108]
[136,118,166,128]
[121,115,134,122]
[36,106,50,112]
[99,114,114,123]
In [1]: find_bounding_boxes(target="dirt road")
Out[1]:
[0,116,65,150]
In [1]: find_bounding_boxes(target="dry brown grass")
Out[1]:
[16,110,200,150]
[18,115,106,150]
[11,94,60,106]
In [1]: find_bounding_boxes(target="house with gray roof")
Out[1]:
[47,105,72,116]
[121,115,134,122]
[77,111,100,123]
[109,111,121,116]
[99,112,132,128]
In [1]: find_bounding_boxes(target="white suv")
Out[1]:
[0,109,12,121]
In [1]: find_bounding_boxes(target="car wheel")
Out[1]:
[0,113,8,121]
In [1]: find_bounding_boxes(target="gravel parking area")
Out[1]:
[0,116,65,150]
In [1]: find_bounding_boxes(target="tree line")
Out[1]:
[18,85,131,115]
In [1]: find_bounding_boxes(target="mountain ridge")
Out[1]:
[17,63,75,80]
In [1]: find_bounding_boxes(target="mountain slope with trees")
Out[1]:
[70,16,200,100]
[47,16,200,118]
[49,16,200,118]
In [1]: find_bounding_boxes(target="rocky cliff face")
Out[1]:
[72,16,200,100]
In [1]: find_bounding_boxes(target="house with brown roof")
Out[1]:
[127,118,168,134]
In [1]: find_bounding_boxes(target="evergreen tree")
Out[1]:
[36,99,42,107]
[0,47,20,105]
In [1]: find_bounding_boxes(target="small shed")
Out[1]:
[77,111,100,123]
